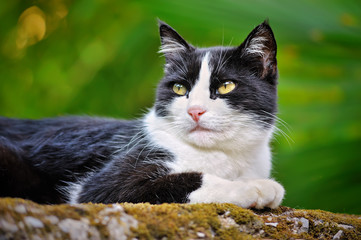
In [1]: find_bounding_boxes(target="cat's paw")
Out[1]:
[246,179,285,209]
[188,174,285,209]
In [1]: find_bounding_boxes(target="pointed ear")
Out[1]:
[158,20,194,59]
[239,20,278,80]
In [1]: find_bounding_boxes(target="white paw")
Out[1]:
[188,174,285,209]
[248,179,285,209]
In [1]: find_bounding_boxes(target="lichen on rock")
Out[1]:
[0,198,360,239]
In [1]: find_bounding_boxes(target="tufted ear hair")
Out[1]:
[238,20,278,81]
[158,20,194,60]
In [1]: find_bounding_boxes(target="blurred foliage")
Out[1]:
[0,0,360,214]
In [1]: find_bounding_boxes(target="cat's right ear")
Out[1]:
[237,20,278,82]
[158,20,194,59]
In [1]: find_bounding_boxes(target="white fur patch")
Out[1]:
[246,36,267,57]
[67,182,83,204]
[159,37,187,54]
[144,107,272,181]
[64,172,95,204]
[188,52,211,106]
[188,174,285,209]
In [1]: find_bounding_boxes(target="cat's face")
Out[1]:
[155,21,278,149]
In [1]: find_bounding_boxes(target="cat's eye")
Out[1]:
[218,81,236,95]
[172,83,187,96]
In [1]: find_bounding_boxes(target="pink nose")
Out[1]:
[187,106,206,122]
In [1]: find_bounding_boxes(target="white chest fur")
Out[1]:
[144,110,272,180]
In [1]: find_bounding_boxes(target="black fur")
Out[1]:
[0,116,202,204]
[0,20,277,204]
[0,117,132,203]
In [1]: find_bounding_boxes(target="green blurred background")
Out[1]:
[1,0,360,214]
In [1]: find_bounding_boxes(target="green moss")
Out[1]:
[122,203,261,239]
[1,198,360,240]
[253,206,361,239]
[293,209,361,239]
[123,203,214,239]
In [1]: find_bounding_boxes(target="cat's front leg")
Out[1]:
[189,174,284,209]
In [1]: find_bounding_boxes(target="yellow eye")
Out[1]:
[173,83,187,96]
[218,81,236,95]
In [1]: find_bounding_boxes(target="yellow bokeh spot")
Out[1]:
[16,6,46,49]
[340,13,357,27]
[53,0,69,19]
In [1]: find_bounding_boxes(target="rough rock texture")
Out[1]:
[0,198,360,239]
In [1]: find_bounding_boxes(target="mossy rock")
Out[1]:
[0,198,360,239]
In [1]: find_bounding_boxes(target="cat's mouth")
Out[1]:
[190,125,213,133]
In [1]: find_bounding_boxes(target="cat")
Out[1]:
[0,20,285,209]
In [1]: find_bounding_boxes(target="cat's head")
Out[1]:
[154,21,278,149]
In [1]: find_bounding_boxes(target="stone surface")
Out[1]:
[0,198,360,239]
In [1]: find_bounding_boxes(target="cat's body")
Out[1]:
[0,21,285,208]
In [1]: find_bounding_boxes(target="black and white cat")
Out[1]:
[0,20,284,209]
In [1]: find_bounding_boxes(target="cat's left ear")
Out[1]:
[158,20,194,60]
[238,20,278,81]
